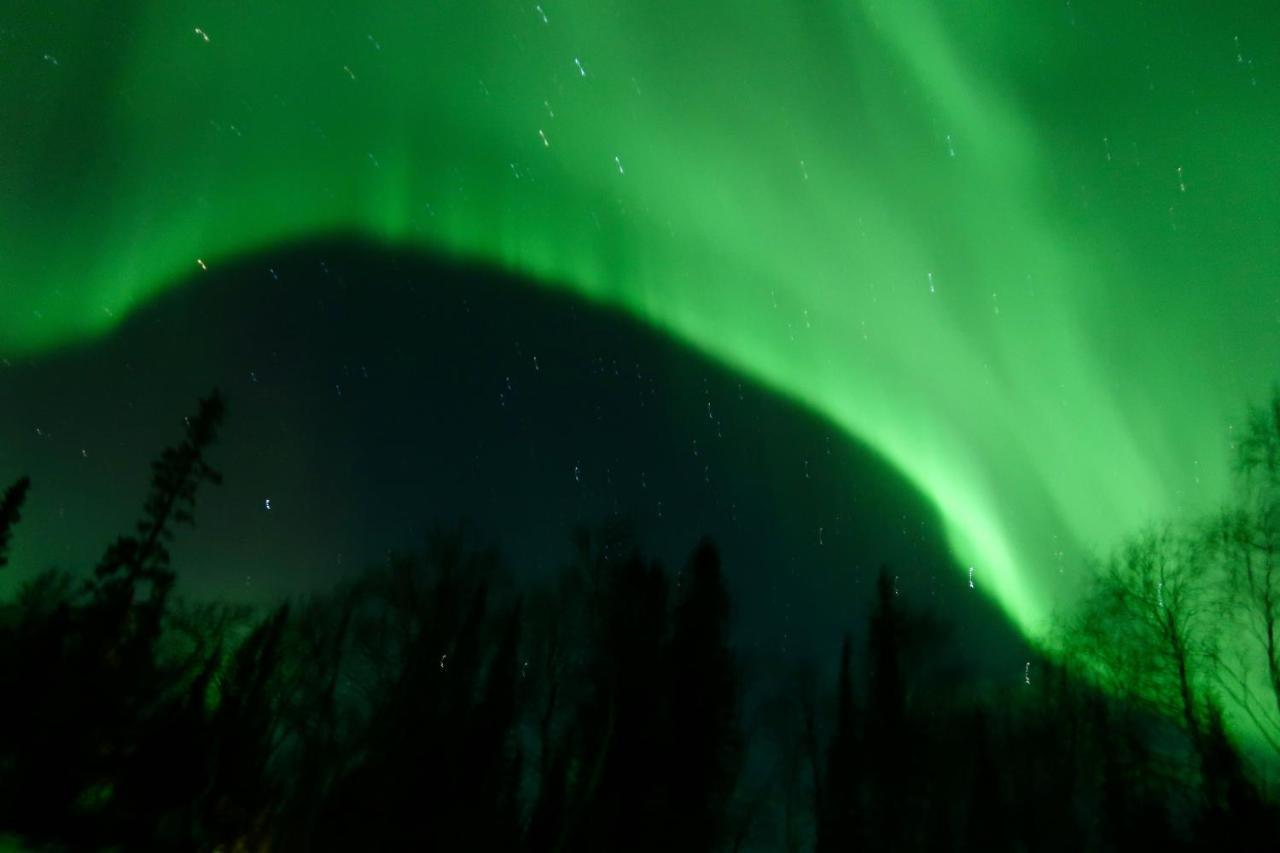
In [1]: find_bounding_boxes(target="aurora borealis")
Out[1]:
[3,1,1280,638]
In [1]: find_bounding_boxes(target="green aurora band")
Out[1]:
[3,1,1279,638]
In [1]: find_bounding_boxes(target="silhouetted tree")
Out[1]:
[469,600,525,850]
[5,382,1280,851]
[1207,393,1280,755]
[568,549,670,851]
[523,570,577,853]
[1073,527,1217,764]
[667,538,743,852]
[750,662,819,853]
[866,568,909,849]
[816,635,861,853]
[0,391,227,847]
[1094,698,1176,851]
[93,390,225,631]
[305,530,528,851]
[1005,660,1089,851]
[1194,699,1277,848]
[0,476,30,569]
[963,711,1010,853]
[202,603,291,846]
[272,583,361,848]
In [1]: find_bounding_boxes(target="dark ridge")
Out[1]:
[0,236,1027,674]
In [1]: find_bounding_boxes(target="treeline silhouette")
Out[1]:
[0,391,1278,851]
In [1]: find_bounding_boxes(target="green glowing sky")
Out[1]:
[3,1,1279,635]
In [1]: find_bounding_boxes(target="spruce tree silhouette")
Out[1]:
[963,710,1010,853]
[667,538,744,852]
[867,567,908,850]
[5,382,1280,849]
[570,549,670,852]
[816,634,861,853]
[0,476,30,569]
[93,390,226,631]
[0,391,226,847]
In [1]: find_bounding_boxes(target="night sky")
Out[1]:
[3,2,1279,655]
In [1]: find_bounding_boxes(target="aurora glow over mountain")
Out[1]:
[4,1,1279,637]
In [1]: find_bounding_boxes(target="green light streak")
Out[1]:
[3,1,1279,635]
